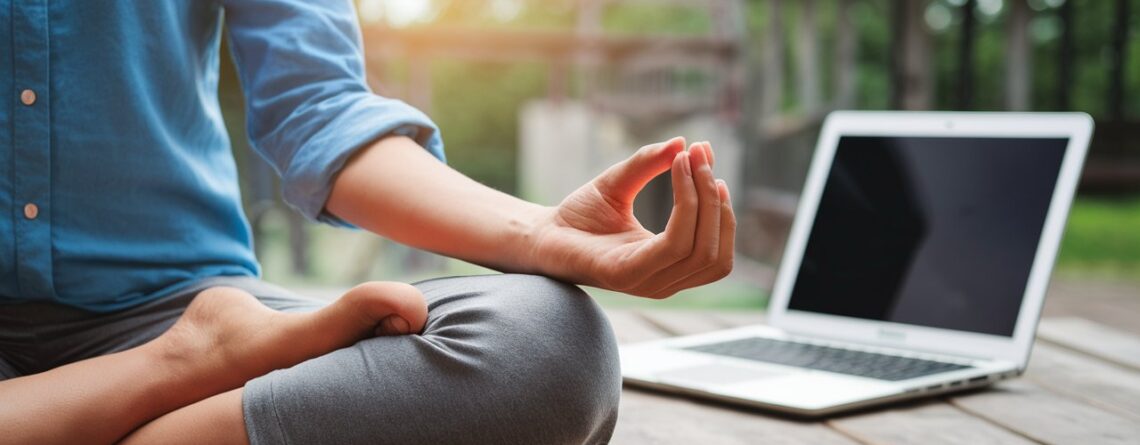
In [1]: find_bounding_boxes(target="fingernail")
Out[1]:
[695,144,709,168]
[380,315,410,335]
[681,151,692,176]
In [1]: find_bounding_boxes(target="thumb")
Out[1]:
[596,137,687,206]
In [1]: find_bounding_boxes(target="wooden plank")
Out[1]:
[711,310,1140,440]
[693,311,1140,442]
[705,310,767,328]
[829,402,1037,445]
[951,379,1140,444]
[616,390,858,445]
[363,26,739,63]
[1037,317,1140,371]
[1042,279,1140,336]
[710,312,1140,439]
[1024,342,1140,421]
[647,312,1044,445]
[606,310,672,344]
[637,310,727,336]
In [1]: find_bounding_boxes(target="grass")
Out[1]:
[1056,196,1140,278]
[586,281,767,310]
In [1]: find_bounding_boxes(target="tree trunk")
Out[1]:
[1057,0,1074,111]
[957,0,976,110]
[761,0,785,122]
[835,0,858,109]
[1005,0,1032,111]
[795,0,821,114]
[1108,0,1130,120]
[890,0,933,110]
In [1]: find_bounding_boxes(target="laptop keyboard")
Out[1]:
[684,337,972,381]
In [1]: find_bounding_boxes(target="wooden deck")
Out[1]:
[606,278,1140,444]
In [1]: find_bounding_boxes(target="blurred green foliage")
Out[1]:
[220,0,1140,283]
[1058,197,1140,274]
[601,3,712,35]
[428,61,547,194]
[399,0,1140,188]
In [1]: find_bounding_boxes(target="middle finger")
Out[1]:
[631,142,723,297]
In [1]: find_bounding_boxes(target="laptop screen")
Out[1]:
[786,136,1069,337]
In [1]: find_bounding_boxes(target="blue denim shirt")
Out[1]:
[0,1,444,311]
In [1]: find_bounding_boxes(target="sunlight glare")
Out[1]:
[358,0,434,27]
[491,0,523,22]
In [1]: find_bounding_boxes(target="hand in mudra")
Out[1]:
[532,137,735,299]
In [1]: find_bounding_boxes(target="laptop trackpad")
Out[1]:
[656,363,787,387]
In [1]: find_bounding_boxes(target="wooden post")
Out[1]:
[835,0,858,109]
[1005,0,1032,111]
[1108,0,1130,120]
[761,0,785,123]
[795,0,821,114]
[957,0,977,110]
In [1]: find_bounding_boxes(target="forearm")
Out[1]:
[326,135,735,297]
[326,136,553,275]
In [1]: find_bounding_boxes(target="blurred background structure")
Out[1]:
[220,0,1140,307]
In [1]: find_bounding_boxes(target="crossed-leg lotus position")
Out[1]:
[3,283,426,443]
[0,1,733,443]
[0,136,734,444]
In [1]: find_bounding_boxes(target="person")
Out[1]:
[0,1,735,444]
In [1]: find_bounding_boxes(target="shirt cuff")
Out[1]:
[279,96,446,227]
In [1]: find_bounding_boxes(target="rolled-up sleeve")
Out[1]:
[223,0,444,225]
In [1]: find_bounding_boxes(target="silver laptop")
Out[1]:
[620,111,1094,416]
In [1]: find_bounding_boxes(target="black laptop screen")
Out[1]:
[786,136,1069,337]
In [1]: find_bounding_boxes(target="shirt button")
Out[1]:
[20,89,37,106]
[24,203,39,220]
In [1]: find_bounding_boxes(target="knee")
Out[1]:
[244,275,621,445]
[419,274,622,443]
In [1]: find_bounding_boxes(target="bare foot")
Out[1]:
[152,282,427,393]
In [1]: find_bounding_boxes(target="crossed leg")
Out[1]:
[125,274,621,445]
[0,275,619,445]
[0,281,426,445]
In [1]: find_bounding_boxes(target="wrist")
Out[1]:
[522,205,596,285]
[512,203,556,276]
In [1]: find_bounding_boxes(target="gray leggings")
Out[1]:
[0,274,621,444]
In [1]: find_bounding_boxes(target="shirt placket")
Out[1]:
[12,0,54,299]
